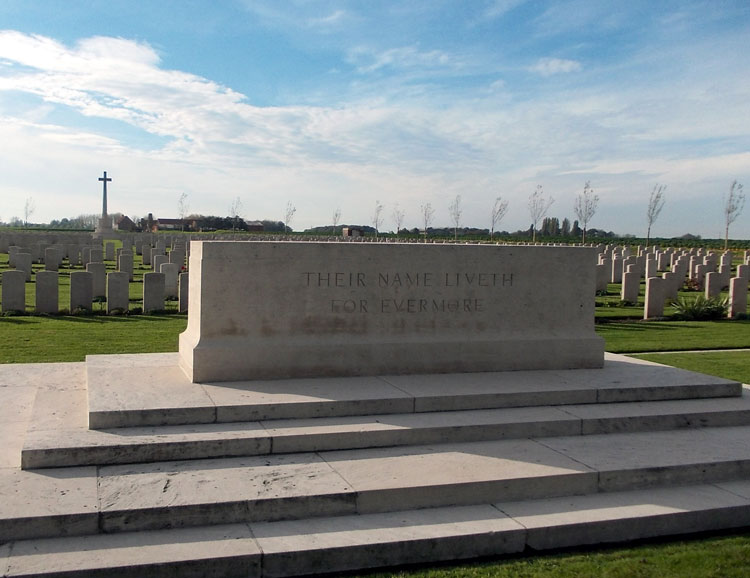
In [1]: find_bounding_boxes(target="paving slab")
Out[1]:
[0,422,26,468]
[561,395,750,435]
[496,483,750,550]
[0,539,9,577]
[0,362,85,391]
[85,352,741,430]
[0,386,36,423]
[264,405,580,454]
[594,355,741,401]
[716,479,750,500]
[322,438,598,513]
[97,453,356,533]
[0,466,99,541]
[87,361,217,428]
[22,422,271,469]
[381,370,596,412]
[537,425,750,491]
[202,375,414,422]
[253,505,525,578]
[5,523,260,578]
[27,388,88,432]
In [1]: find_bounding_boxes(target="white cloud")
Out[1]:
[529,57,582,76]
[0,28,747,239]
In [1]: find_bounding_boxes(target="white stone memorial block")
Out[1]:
[179,242,605,383]
[105,242,115,261]
[86,262,107,298]
[595,263,609,293]
[169,250,185,267]
[153,254,168,272]
[704,272,723,298]
[694,264,709,290]
[643,277,665,319]
[44,247,59,271]
[142,246,152,265]
[118,252,134,281]
[14,252,33,281]
[737,264,749,282]
[1,270,26,313]
[620,268,639,303]
[178,272,189,313]
[645,258,657,279]
[35,270,59,314]
[107,272,130,313]
[728,277,748,318]
[160,262,180,298]
[70,271,93,312]
[90,248,104,263]
[611,256,623,283]
[8,246,19,267]
[143,272,165,313]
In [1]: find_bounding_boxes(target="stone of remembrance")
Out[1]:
[179,242,604,382]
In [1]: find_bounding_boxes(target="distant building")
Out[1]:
[115,215,137,232]
[342,227,364,237]
[246,220,264,232]
[152,218,187,232]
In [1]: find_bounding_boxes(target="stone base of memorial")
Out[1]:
[179,242,604,383]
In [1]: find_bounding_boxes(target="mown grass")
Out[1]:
[595,320,750,353]
[0,314,187,363]
[355,531,750,578]
[632,350,750,384]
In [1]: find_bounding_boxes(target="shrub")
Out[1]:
[672,295,728,320]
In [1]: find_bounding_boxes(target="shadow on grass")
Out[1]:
[597,321,687,332]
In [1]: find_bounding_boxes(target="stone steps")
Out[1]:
[4,354,750,577]
[22,395,750,469]
[4,481,750,578]
[85,353,741,428]
[6,425,750,544]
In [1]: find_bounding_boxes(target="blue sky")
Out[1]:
[0,0,748,238]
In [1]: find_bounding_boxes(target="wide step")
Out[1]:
[22,394,750,469]
[4,481,750,578]
[85,353,742,428]
[6,426,750,542]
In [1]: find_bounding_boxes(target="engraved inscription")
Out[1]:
[304,271,513,315]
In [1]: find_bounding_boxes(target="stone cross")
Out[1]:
[98,171,112,218]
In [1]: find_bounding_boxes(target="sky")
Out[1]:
[0,0,748,239]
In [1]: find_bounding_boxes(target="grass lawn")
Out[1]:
[596,320,750,353]
[0,314,187,363]
[357,531,750,577]
[632,350,750,384]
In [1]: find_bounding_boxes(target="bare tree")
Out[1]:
[528,185,554,243]
[284,201,296,234]
[490,196,509,241]
[645,184,666,247]
[573,181,599,244]
[448,195,462,241]
[229,196,243,231]
[724,180,745,250]
[392,204,405,236]
[331,207,341,235]
[420,202,435,242]
[178,192,189,231]
[371,200,384,239]
[23,197,35,228]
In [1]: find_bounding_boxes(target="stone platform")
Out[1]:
[3,355,750,576]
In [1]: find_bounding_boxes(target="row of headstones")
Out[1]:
[0,268,188,314]
[594,246,750,319]
[6,238,188,281]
